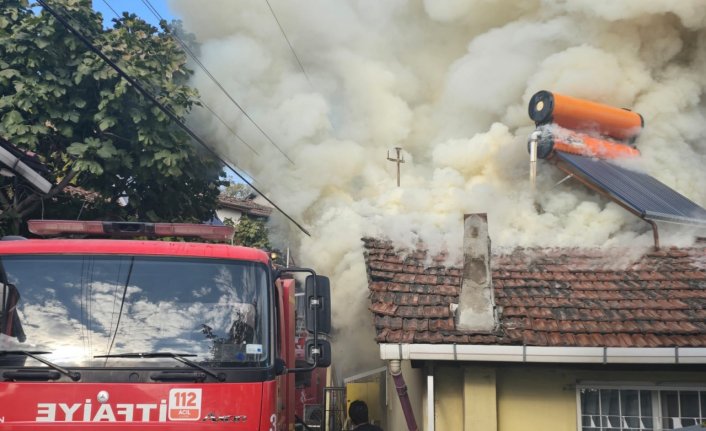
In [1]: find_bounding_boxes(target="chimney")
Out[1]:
[456,213,496,331]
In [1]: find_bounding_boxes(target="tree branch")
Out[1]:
[16,170,79,217]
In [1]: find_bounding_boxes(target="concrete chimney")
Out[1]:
[456,213,496,331]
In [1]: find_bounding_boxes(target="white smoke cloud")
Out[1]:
[171,0,706,377]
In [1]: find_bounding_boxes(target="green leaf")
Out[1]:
[0,69,20,79]
[98,116,116,131]
[35,38,49,49]
[1,110,23,127]
[95,142,117,159]
[67,142,89,156]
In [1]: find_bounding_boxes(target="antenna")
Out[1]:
[386,147,405,187]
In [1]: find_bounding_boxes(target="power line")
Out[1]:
[37,0,310,236]
[140,0,295,166]
[100,0,120,20]
[197,100,260,157]
[100,1,263,188]
[264,0,312,87]
[91,1,263,185]
[102,0,261,159]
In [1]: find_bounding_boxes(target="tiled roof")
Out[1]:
[363,238,706,348]
[217,195,273,218]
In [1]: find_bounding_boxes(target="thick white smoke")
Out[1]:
[171,0,706,377]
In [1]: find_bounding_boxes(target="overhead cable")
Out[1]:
[102,0,261,159]
[141,0,295,165]
[92,1,263,185]
[264,0,312,87]
[37,0,310,236]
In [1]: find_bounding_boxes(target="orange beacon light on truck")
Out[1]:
[529,90,644,142]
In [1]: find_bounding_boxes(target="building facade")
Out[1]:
[363,216,706,431]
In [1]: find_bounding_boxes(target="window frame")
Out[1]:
[576,382,706,431]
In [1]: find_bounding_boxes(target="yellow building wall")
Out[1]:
[496,367,578,431]
[434,366,464,430]
[464,367,497,431]
[427,364,706,431]
[497,367,706,431]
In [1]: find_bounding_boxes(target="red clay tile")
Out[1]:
[557,320,585,332]
[602,333,621,346]
[414,331,444,343]
[369,302,398,316]
[444,334,471,343]
[523,330,548,346]
[616,333,633,347]
[388,317,403,330]
[410,285,430,294]
[370,270,394,281]
[403,319,429,332]
[429,318,455,332]
[396,306,421,318]
[369,281,389,292]
[423,306,451,318]
[369,261,403,272]
[387,283,411,293]
[364,240,706,348]
[532,319,560,332]
[434,284,460,296]
[522,307,550,319]
[392,273,416,283]
[374,316,390,328]
[395,293,419,306]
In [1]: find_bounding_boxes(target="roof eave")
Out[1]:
[380,343,706,364]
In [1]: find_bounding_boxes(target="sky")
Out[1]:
[91,0,174,27]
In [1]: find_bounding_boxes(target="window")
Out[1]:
[579,386,706,430]
[0,255,270,369]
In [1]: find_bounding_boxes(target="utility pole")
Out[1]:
[387,147,405,187]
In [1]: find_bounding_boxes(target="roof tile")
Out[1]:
[363,240,706,349]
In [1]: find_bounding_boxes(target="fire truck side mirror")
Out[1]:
[274,358,287,376]
[305,275,331,335]
[305,339,331,368]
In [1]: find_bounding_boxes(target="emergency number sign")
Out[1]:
[168,388,202,421]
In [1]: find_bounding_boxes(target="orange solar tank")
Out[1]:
[529,90,643,142]
[535,128,640,160]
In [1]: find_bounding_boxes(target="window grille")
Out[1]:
[578,386,706,430]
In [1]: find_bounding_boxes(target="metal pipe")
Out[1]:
[427,366,435,431]
[529,131,539,193]
[389,360,419,431]
[647,220,660,250]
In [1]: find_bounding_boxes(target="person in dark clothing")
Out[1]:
[348,400,383,431]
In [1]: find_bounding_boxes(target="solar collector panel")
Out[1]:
[554,152,706,226]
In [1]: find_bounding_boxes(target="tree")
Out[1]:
[0,0,224,233]
[224,216,271,250]
[222,182,255,200]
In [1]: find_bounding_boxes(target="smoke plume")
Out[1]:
[170,0,706,377]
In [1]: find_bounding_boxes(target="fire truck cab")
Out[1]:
[0,220,331,430]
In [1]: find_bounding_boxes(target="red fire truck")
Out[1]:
[0,220,331,430]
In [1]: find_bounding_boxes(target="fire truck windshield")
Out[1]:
[0,255,270,370]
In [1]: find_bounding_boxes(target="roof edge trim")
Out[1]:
[379,344,706,364]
